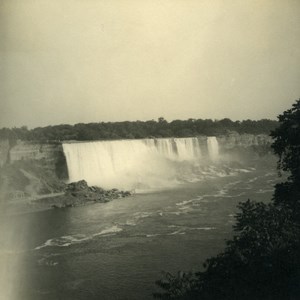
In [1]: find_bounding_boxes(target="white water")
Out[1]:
[62,137,219,190]
[207,136,219,161]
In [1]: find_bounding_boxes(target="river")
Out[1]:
[0,160,279,300]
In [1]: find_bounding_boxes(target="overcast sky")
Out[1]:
[0,0,299,128]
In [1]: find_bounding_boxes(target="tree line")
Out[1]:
[0,118,278,142]
[154,99,300,299]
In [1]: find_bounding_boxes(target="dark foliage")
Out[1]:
[154,99,300,300]
[271,99,300,213]
[271,100,300,182]
[0,118,277,142]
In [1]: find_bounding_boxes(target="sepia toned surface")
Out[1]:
[1,0,300,128]
[1,1,300,300]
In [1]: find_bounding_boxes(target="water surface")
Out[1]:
[0,164,279,300]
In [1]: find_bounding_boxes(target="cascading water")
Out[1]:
[62,137,219,190]
[207,137,219,161]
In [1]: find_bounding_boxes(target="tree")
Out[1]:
[158,117,168,124]
[271,99,300,211]
[271,99,300,181]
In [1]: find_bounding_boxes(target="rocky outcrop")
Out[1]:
[38,180,132,209]
[65,180,131,202]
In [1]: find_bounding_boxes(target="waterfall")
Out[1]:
[207,137,219,161]
[63,137,219,190]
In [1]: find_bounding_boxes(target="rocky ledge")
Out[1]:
[36,180,132,209]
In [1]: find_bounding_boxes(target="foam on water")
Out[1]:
[176,199,196,206]
[35,235,90,250]
[190,227,216,231]
[256,188,274,194]
[34,225,123,250]
[145,226,216,238]
[38,257,59,267]
[174,178,251,209]
[92,225,123,236]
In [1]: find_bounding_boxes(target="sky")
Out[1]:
[0,0,300,128]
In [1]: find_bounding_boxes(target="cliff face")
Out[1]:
[216,133,274,161]
[10,141,62,163]
[8,141,68,178]
[0,141,68,198]
[217,133,273,149]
